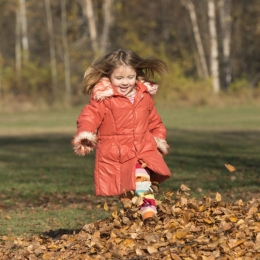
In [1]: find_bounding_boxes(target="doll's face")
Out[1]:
[110,65,136,96]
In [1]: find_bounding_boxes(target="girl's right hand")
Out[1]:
[81,139,95,149]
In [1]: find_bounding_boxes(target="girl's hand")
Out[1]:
[158,143,170,155]
[154,137,170,155]
[81,139,95,149]
[72,132,97,156]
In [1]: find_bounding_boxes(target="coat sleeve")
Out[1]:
[148,97,170,155]
[72,97,106,156]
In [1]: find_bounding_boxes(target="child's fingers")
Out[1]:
[81,139,95,148]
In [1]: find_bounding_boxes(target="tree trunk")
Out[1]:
[15,5,22,79]
[208,0,220,94]
[61,0,72,103]
[82,0,98,55]
[100,0,114,56]
[219,0,232,89]
[19,0,29,63]
[194,53,204,78]
[44,0,58,97]
[0,72,1,100]
[182,0,209,78]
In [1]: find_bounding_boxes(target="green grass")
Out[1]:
[0,105,260,237]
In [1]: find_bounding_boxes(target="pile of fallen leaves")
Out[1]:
[1,184,260,260]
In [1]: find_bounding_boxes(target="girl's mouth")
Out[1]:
[119,86,129,92]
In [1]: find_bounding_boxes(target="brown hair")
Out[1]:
[83,49,168,94]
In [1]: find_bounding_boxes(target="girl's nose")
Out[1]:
[122,78,129,85]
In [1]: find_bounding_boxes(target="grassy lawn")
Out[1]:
[0,105,260,237]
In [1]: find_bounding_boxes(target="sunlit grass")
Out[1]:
[0,105,260,236]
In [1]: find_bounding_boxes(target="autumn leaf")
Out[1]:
[123,238,135,248]
[111,207,118,219]
[180,184,190,192]
[2,185,260,259]
[103,201,109,211]
[215,192,222,202]
[165,190,174,198]
[147,245,158,254]
[183,211,190,224]
[42,252,54,259]
[225,163,236,172]
[229,216,238,223]
[135,248,143,256]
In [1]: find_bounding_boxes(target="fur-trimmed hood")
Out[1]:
[91,77,158,101]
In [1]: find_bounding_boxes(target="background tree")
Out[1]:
[79,0,114,56]
[19,0,29,63]
[80,0,98,55]
[15,3,22,79]
[61,0,71,103]
[44,0,58,97]
[219,0,232,89]
[182,0,209,79]
[99,0,114,56]
[0,0,260,108]
[208,0,220,93]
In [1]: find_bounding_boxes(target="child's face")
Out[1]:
[110,65,136,96]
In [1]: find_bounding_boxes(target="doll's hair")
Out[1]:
[83,49,168,94]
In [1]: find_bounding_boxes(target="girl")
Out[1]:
[72,49,171,225]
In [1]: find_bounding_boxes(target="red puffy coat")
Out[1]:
[72,78,171,196]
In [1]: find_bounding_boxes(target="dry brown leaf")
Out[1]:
[180,184,190,192]
[175,230,187,239]
[123,238,135,248]
[42,252,54,259]
[170,253,182,260]
[131,196,143,206]
[215,192,221,201]
[3,186,260,259]
[111,207,118,219]
[225,163,236,172]
[147,245,158,254]
[135,248,143,256]
[229,215,238,223]
[181,196,188,206]
[103,201,109,211]
[144,234,159,243]
[165,191,174,198]
[220,221,233,231]
[183,211,190,224]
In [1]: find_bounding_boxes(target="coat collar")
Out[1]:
[92,77,149,101]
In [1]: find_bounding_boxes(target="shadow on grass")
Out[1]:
[41,228,81,239]
[0,130,260,237]
[0,129,260,204]
[0,134,96,205]
[164,129,260,201]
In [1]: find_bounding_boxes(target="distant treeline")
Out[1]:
[0,0,259,107]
